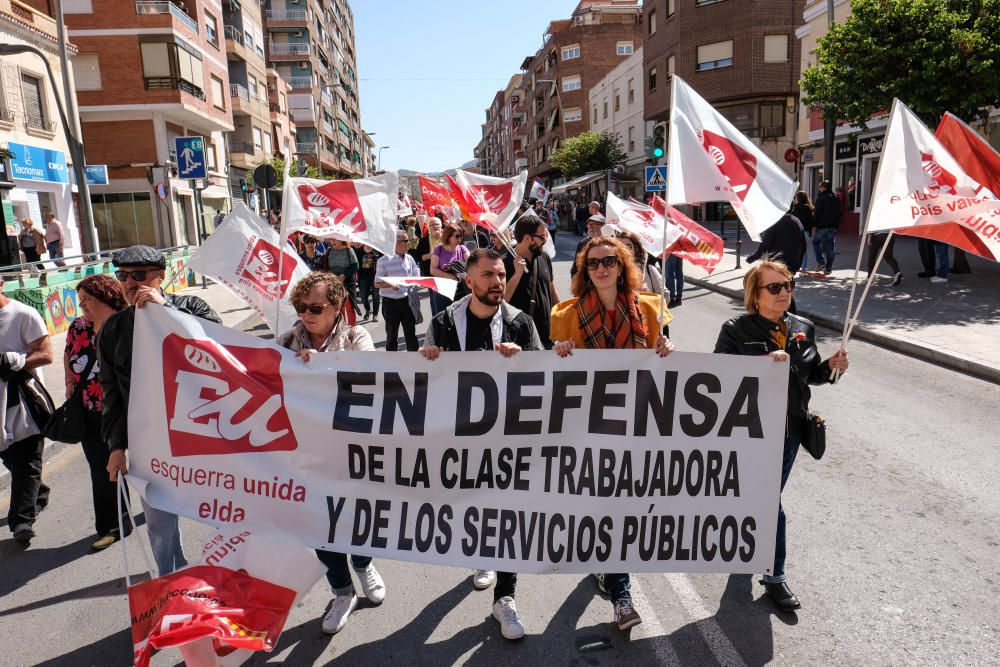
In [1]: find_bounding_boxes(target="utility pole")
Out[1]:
[822,0,836,191]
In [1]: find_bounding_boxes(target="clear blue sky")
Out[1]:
[354,0,580,174]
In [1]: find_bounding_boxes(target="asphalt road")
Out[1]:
[1,231,997,666]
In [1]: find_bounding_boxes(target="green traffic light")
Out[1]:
[653,148,664,158]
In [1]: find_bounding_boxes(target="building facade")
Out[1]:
[0,0,81,264]
[521,0,643,184]
[265,0,364,178]
[643,0,804,184]
[65,0,235,250]
[588,46,648,199]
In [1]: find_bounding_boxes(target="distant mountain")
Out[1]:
[398,158,478,179]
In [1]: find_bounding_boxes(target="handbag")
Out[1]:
[800,412,826,460]
[407,287,424,326]
[44,353,97,444]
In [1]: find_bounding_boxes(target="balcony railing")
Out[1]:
[223,24,243,44]
[230,83,250,102]
[295,142,318,155]
[0,108,15,123]
[265,8,307,21]
[135,1,198,33]
[230,142,255,155]
[24,114,56,132]
[269,41,310,56]
[144,76,205,100]
[286,76,312,89]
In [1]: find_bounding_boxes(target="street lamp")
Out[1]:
[0,43,98,255]
[377,146,390,172]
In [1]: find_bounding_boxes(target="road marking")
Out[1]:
[664,573,747,667]
[629,579,681,665]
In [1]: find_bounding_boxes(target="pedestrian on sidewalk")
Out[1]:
[43,213,66,267]
[812,181,841,273]
[550,236,675,632]
[420,247,542,641]
[790,192,814,271]
[276,273,386,635]
[867,233,902,286]
[917,238,950,283]
[17,217,44,267]
[714,256,849,612]
[0,276,53,543]
[66,275,132,550]
[375,231,421,351]
[102,245,222,575]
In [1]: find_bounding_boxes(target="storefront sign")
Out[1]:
[858,135,885,157]
[7,142,69,184]
[835,141,857,161]
[84,165,109,186]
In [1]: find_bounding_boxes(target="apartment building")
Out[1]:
[267,68,296,162]
[64,0,236,249]
[265,0,364,178]
[474,90,504,177]
[520,0,643,184]
[588,46,648,198]
[473,74,526,179]
[643,0,804,183]
[0,0,80,264]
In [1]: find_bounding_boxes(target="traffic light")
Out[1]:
[643,137,654,160]
[239,178,248,192]
[652,122,666,161]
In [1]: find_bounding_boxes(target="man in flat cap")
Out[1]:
[99,245,221,575]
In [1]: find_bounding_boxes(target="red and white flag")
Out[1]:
[188,203,310,333]
[447,169,526,232]
[418,175,455,215]
[282,171,399,256]
[605,192,682,258]
[650,195,725,274]
[380,276,458,300]
[866,100,1000,262]
[396,193,414,217]
[529,178,550,205]
[667,76,796,240]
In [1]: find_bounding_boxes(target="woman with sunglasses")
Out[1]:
[299,236,328,272]
[714,256,848,612]
[549,236,675,632]
[429,223,469,315]
[276,273,385,634]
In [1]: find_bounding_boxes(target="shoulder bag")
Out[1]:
[800,413,826,460]
[44,353,98,444]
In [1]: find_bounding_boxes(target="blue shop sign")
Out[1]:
[84,164,109,186]
[7,142,69,184]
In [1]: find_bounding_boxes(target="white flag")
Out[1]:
[188,203,310,333]
[529,178,550,205]
[865,100,1000,261]
[396,193,414,217]
[381,276,458,300]
[282,171,400,256]
[668,76,796,240]
[605,192,682,258]
[448,169,527,232]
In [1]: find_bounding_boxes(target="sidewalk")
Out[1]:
[682,223,1000,383]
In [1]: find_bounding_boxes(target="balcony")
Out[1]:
[230,141,255,155]
[269,41,310,59]
[286,76,313,90]
[265,8,307,26]
[295,142,318,156]
[2,0,60,41]
[144,76,205,100]
[290,105,315,124]
[135,1,198,34]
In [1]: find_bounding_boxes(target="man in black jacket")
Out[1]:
[102,245,221,575]
[748,213,807,274]
[811,181,841,273]
[420,247,541,641]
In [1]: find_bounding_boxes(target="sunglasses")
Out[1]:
[759,280,795,295]
[585,256,620,270]
[115,270,154,282]
[294,302,335,315]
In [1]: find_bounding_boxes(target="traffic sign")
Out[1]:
[174,136,207,180]
[645,165,667,192]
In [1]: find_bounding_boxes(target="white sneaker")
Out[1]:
[492,595,525,640]
[473,569,496,590]
[321,593,358,634]
[930,276,948,283]
[355,564,386,604]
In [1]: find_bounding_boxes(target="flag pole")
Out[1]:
[275,160,292,336]
[844,230,895,344]
[659,75,677,327]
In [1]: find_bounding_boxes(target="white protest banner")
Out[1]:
[529,178,550,205]
[605,192,682,258]
[668,76,796,240]
[381,276,458,300]
[188,203,310,334]
[282,171,400,256]
[130,305,787,575]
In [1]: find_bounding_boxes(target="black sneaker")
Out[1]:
[891,272,903,286]
[614,599,642,630]
[12,524,35,542]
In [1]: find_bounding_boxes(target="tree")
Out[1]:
[801,0,1000,129]
[252,156,325,189]
[549,131,628,179]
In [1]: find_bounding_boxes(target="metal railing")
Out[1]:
[286,76,312,89]
[0,108,14,123]
[268,41,310,56]
[134,1,198,33]
[223,24,243,44]
[230,83,250,102]
[230,142,255,155]
[295,142,318,154]
[144,76,205,100]
[265,8,307,21]
[24,114,56,132]
[0,245,193,282]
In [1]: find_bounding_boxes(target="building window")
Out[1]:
[628,125,635,152]
[63,0,93,13]
[697,40,734,71]
[648,9,656,35]
[20,73,48,131]
[627,78,635,104]
[140,41,205,99]
[593,104,598,120]
[648,66,657,92]
[602,100,608,119]
[211,75,225,109]
[253,127,264,149]
[74,54,102,91]
[668,0,676,16]
[564,107,582,123]
[764,34,789,63]
[561,75,581,92]
[696,0,725,5]
[205,12,219,47]
[616,41,634,56]
[561,44,580,61]
[263,132,273,155]
[759,102,786,136]
[614,90,620,112]
[90,192,155,250]
[668,54,676,75]
[206,142,217,170]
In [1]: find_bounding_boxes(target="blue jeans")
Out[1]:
[933,242,949,279]
[603,572,631,604]
[665,256,684,300]
[800,232,810,270]
[46,241,65,267]
[812,228,837,269]
[315,550,372,595]
[140,497,188,575]
[763,435,800,584]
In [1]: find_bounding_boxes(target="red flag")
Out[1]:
[446,169,526,232]
[129,565,296,667]
[650,195,725,274]
[418,176,454,214]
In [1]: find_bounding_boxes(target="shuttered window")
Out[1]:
[20,73,47,130]
[75,54,102,91]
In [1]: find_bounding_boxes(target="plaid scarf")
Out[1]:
[576,289,648,349]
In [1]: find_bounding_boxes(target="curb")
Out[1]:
[686,276,1000,386]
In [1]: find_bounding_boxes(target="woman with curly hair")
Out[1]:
[64,274,130,550]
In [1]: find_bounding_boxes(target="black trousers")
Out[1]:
[358,274,380,316]
[81,415,129,536]
[382,297,418,351]
[868,233,901,275]
[495,571,517,601]
[917,238,936,274]
[0,435,48,529]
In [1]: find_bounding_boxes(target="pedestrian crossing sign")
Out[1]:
[645,165,667,192]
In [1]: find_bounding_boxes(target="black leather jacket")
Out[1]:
[714,312,833,436]
[99,294,221,452]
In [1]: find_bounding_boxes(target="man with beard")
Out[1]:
[503,215,559,348]
[420,247,542,640]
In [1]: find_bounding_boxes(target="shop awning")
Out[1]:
[551,171,605,194]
